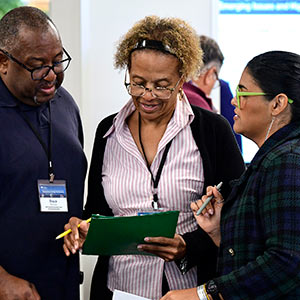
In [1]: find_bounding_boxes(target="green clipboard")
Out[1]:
[82,210,179,256]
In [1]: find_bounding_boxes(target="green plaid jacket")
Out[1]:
[215,121,300,299]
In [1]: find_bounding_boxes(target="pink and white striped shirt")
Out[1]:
[102,95,204,299]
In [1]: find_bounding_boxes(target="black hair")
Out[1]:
[0,6,56,51]
[246,50,300,122]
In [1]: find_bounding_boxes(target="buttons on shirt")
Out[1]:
[228,248,235,256]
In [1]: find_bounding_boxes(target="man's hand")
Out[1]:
[0,267,40,300]
[137,234,186,261]
[160,287,198,300]
[62,217,89,256]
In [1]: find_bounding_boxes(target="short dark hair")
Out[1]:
[199,35,224,71]
[0,6,56,51]
[247,50,300,122]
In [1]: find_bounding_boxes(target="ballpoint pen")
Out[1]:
[196,182,223,216]
[55,217,91,240]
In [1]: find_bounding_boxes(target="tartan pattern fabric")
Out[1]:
[215,121,300,299]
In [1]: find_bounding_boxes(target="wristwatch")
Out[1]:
[205,280,222,300]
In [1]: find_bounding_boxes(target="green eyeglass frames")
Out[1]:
[235,86,294,108]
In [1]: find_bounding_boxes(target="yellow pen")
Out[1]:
[55,218,91,240]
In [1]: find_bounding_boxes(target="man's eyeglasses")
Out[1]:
[212,71,220,89]
[0,48,72,81]
[124,71,182,100]
[235,86,294,109]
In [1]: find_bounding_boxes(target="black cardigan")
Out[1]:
[83,105,245,299]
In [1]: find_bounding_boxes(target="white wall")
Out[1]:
[50,1,217,299]
[50,0,82,109]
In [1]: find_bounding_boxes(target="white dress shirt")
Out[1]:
[102,95,204,299]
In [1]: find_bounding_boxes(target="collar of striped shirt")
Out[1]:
[103,93,195,139]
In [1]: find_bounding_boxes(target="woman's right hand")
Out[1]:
[63,217,90,256]
[190,185,224,247]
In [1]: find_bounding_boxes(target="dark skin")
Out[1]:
[0,268,40,300]
[0,23,64,106]
[63,50,187,262]
[0,22,64,300]
[137,234,186,262]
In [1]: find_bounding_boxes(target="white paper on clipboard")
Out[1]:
[113,289,150,300]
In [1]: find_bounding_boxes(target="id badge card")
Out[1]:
[137,207,166,216]
[38,179,68,212]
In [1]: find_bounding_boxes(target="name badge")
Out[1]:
[38,180,68,212]
[137,207,166,216]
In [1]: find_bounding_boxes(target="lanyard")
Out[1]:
[138,112,172,209]
[17,101,55,182]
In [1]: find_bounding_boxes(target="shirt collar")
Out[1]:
[251,121,300,168]
[0,76,17,107]
[0,76,58,109]
[103,98,135,138]
[173,92,195,128]
[103,94,194,138]
[188,81,211,101]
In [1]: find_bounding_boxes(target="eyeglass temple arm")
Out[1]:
[236,88,294,104]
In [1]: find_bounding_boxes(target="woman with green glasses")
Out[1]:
[161,50,300,300]
[232,51,295,147]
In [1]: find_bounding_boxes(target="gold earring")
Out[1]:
[179,88,184,101]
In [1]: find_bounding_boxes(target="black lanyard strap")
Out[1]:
[138,112,172,209]
[17,101,54,182]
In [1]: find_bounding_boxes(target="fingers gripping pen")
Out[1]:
[196,182,223,216]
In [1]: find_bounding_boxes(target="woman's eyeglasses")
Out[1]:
[235,86,294,108]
